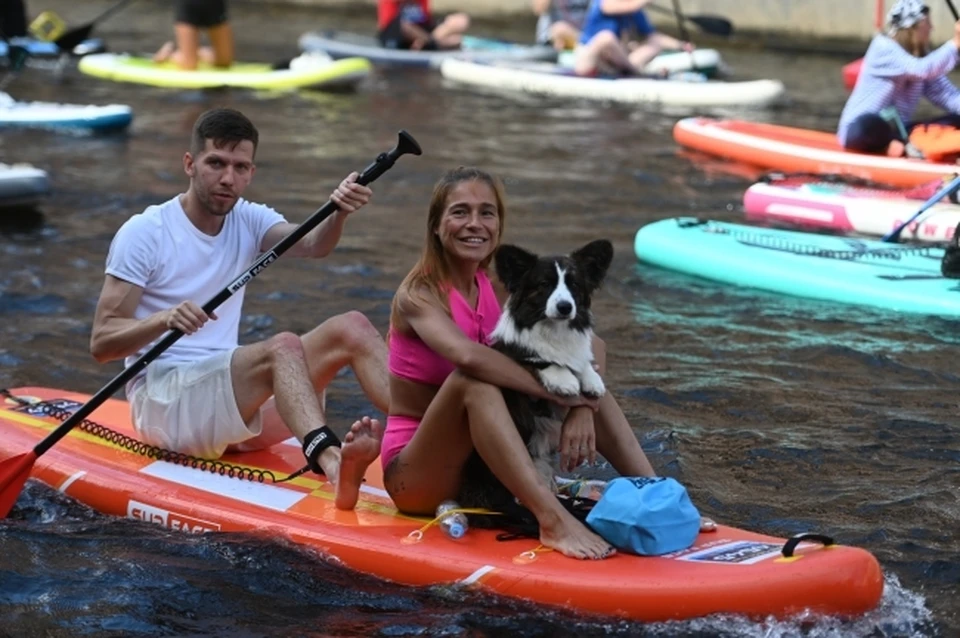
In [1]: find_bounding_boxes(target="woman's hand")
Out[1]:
[559,406,596,471]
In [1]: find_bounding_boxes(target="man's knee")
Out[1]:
[266,331,306,364]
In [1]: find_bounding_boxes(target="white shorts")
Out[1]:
[129,349,263,459]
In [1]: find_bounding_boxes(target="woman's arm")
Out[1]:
[868,36,958,81]
[398,286,559,400]
[923,75,960,113]
[532,0,551,15]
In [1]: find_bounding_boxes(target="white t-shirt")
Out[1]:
[105,195,286,388]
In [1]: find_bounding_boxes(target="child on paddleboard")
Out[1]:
[377,0,470,51]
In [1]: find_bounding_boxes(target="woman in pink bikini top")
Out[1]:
[380,166,629,561]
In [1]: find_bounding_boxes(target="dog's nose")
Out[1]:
[555,300,573,317]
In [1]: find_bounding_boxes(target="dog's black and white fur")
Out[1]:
[457,239,614,511]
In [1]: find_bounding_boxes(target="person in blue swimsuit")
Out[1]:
[573,0,693,77]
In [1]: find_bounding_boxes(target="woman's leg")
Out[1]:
[431,13,470,49]
[574,30,632,76]
[627,36,665,73]
[385,371,614,559]
[844,113,899,156]
[206,21,234,67]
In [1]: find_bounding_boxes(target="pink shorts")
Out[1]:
[381,414,421,471]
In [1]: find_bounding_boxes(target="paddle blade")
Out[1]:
[53,25,93,53]
[688,15,734,37]
[0,451,37,518]
[6,45,30,72]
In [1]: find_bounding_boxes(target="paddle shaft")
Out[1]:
[882,174,960,242]
[53,0,138,51]
[948,0,960,21]
[30,131,421,458]
[668,0,698,72]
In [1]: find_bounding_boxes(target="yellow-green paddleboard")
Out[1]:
[78,53,370,90]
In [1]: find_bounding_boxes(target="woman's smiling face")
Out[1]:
[436,179,501,265]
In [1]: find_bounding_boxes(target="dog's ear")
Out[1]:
[495,244,539,293]
[572,239,614,290]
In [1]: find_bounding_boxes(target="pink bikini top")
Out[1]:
[388,271,502,387]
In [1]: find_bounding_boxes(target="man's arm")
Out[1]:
[89,276,214,363]
[259,171,372,258]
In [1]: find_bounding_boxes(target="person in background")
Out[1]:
[573,0,694,77]
[153,0,234,69]
[838,0,960,156]
[377,0,469,51]
[532,0,591,51]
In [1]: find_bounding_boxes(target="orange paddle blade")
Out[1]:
[0,451,37,518]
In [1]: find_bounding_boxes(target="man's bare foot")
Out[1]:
[153,41,175,63]
[539,509,615,560]
[334,416,383,511]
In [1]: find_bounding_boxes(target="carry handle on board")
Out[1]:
[882,174,960,242]
[0,130,423,519]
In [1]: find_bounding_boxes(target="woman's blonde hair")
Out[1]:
[389,167,507,329]
[892,23,930,57]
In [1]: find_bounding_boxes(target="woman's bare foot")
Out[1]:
[153,41,175,63]
[539,509,616,560]
[334,416,383,511]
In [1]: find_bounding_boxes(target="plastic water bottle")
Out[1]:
[436,500,469,540]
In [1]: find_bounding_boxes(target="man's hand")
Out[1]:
[165,301,217,335]
[330,171,373,214]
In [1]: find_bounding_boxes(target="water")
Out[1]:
[0,1,957,636]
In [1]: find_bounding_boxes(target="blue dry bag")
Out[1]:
[585,476,700,556]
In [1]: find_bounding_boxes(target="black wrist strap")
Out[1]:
[274,426,341,484]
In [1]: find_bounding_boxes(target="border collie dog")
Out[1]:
[457,239,614,511]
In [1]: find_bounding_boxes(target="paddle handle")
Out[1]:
[32,130,422,457]
[882,173,960,242]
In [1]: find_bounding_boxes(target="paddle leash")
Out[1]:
[882,173,960,243]
[0,130,423,518]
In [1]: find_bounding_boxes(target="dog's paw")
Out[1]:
[579,365,606,399]
[538,365,580,397]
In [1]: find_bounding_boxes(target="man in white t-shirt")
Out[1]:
[90,107,386,511]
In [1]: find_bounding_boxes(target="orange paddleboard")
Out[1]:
[674,117,958,188]
[0,387,884,622]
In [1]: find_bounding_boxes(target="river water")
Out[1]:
[0,1,956,636]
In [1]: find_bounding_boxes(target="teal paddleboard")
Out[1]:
[633,218,960,315]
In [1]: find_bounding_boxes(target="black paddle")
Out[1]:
[668,0,699,73]
[882,174,960,243]
[52,0,138,53]
[947,0,960,21]
[0,130,423,518]
[645,3,733,38]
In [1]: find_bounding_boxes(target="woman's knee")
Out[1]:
[446,13,470,31]
[447,370,502,408]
